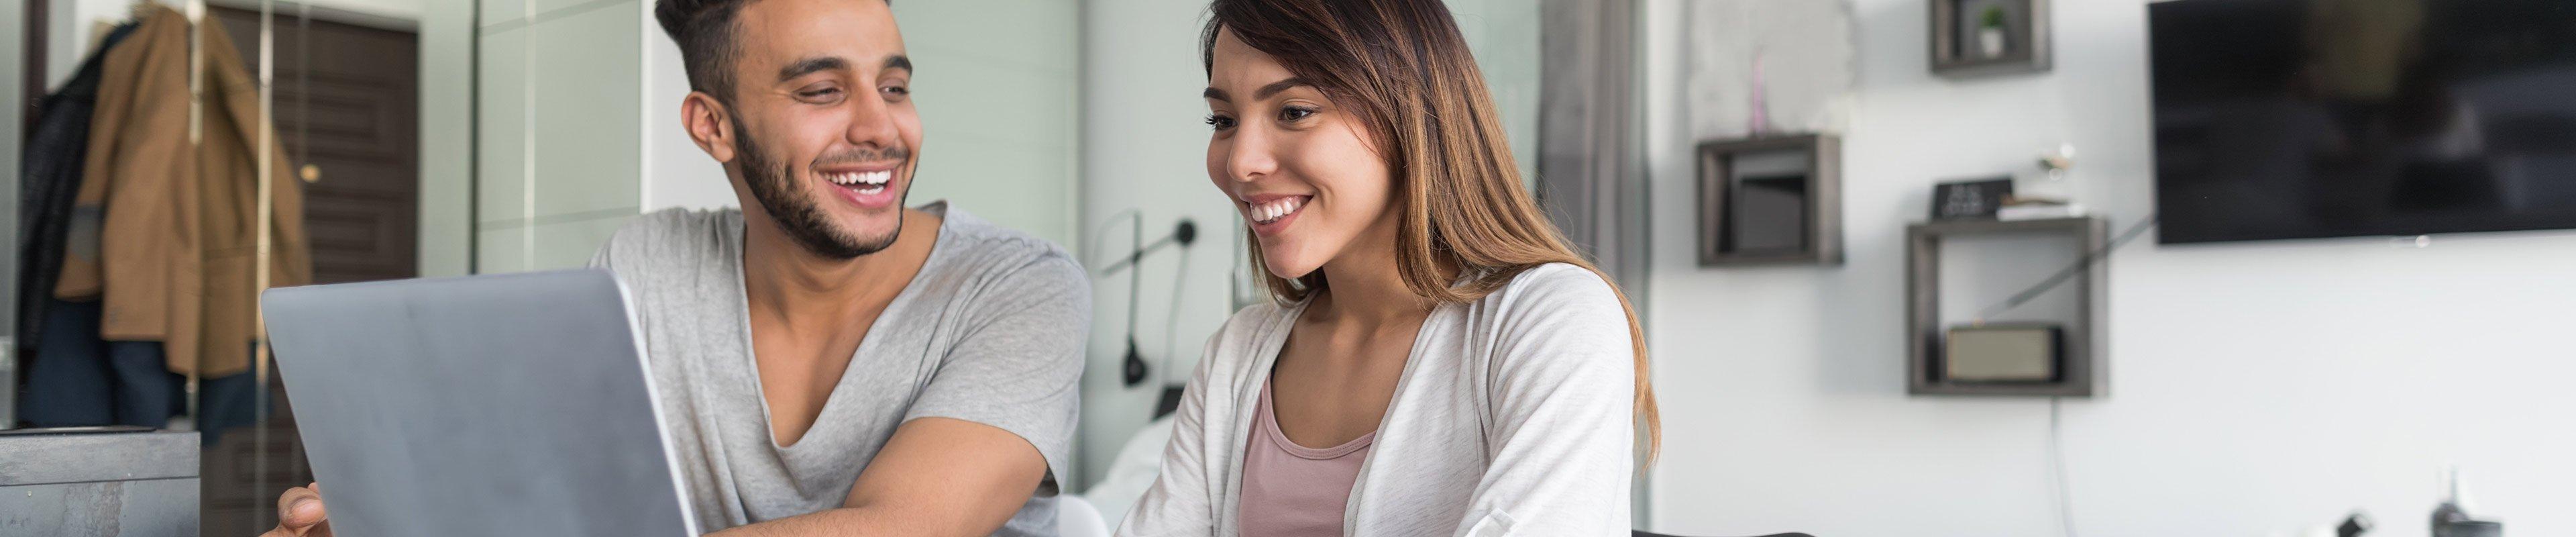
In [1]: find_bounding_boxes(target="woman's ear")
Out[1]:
[680,91,737,163]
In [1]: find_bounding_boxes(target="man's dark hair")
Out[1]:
[655,0,754,101]
[655,0,890,103]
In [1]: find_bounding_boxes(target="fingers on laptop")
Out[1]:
[271,482,331,535]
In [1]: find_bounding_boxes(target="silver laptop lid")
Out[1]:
[262,269,697,536]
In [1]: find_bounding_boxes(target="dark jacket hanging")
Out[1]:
[15,21,154,428]
[17,21,138,364]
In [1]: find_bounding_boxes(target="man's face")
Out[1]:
[724,0,920,258]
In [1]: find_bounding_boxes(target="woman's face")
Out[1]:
[1204,29,1399,281]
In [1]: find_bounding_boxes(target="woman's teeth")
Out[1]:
[828,170,894,193]
[1247,196,1304,224]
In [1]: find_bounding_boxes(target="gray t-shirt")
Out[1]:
[590,201,1087,536]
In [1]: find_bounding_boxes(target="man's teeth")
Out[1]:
[1247,197,1303,224]
[827,170,894,187]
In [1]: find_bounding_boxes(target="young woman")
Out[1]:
[1117,0,1658,535]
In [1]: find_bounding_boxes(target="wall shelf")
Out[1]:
[1906,217,2106,397]
[1696,134,1843,266]
[1930,0,2053,79]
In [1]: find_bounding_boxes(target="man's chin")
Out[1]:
[823,212,904,252]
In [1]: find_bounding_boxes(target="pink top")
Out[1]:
[1236,379,1377,537]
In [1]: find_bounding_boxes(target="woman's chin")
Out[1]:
[1260,257,1321,282]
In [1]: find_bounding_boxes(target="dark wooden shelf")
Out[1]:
[1905,216,2107,397]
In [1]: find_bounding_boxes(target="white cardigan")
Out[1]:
[1116,264,1638,536]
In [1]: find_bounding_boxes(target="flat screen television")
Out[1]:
[2149,0,2576,244]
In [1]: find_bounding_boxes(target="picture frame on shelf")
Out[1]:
[1930,0,2051,77]
[1697,134,1842,266]
[1930,177,2015,220]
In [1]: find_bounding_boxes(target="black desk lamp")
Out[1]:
[1099,216,1197,414]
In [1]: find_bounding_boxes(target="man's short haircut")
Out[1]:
[655,0,754,102]
[655,0,889,104]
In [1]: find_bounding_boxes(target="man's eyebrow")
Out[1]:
[778,56,849,82]
[1203,77,1310,103]
[883,55,912,74]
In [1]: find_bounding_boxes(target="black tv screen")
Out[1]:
[2149,0,2576,244]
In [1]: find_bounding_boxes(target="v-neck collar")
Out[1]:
[1228,296,1456,534]
[728,202,954,451]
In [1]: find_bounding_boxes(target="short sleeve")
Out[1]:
[902,252,1092,495]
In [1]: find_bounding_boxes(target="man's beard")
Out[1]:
[733,118,910,260]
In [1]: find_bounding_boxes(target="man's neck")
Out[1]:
[738,207,941,336]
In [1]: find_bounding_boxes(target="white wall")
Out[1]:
[419,0,470,277]
[474,0,648,273]
[1640,1,2576,536]
[1075,0,1240,489]
[883,1,1082,247]
[44,0,145,88]
[640,26,729,213]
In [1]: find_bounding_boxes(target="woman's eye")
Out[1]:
[1205,114,1237,130]
[1278,106,1316,122]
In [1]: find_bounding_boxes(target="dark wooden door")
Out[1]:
[216,7,420,285]
[203,7,419,535]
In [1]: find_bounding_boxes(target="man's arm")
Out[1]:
[707,417,1047,537]
[718,252,1090,536]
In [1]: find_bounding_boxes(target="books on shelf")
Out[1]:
[1997,201,2085,221]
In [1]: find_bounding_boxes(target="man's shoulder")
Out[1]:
[619,207,741,246]
[592,207,739,273]
[929,206,1084,290]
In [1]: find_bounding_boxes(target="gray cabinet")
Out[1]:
[0,430,200,536]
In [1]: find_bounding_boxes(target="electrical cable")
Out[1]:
[1959,214,2155,537]
[1123,213,1144,386]
[1161,244,1192,382]
[1973,213,2159,322]
[1085,208,1142,270]
[2049,396,2077,537]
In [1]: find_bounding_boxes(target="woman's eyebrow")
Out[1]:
[1253,77,1310,100]
[1203,77,1312,103]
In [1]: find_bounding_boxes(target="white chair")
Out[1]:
[1057,494,1113,537]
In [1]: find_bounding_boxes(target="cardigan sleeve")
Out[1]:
[1449,264,1638,536]
[1114,321,1234,536]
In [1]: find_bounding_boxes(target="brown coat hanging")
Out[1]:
[57,5,313,378]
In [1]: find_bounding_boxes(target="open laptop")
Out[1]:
[262,269,698,536]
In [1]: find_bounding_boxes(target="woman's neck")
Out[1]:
[1309,222,1439,326]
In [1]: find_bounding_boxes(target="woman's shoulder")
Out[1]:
[1466,262,1632,359]
[1484,262,1622,313]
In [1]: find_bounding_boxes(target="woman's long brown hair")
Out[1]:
[1205,0,1660,461]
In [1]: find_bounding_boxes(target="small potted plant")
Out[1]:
[1978,5,2010,58]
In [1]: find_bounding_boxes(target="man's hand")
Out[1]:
[258,482,332,537]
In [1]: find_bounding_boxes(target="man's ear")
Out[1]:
[680,91,737,163]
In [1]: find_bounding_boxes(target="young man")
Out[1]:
[261,0,1087,535]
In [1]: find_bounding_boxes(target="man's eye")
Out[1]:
[881,85,910,97]
[1205,114,1237,130]
[799,87,843,99]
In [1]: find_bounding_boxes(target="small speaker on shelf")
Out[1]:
[1941,323,2062,383]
